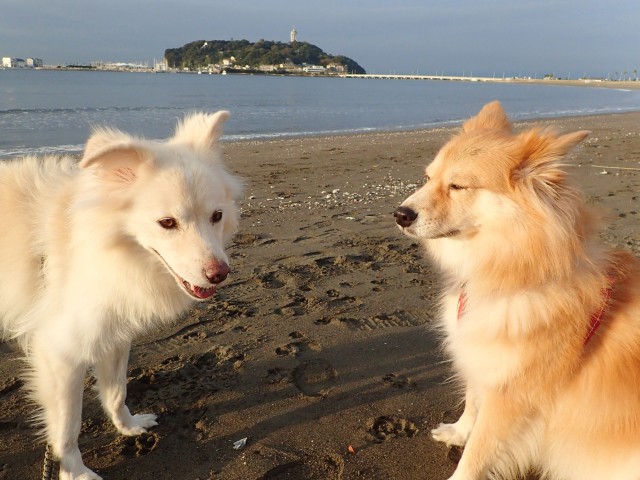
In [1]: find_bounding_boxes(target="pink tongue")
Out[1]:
[193,285,216,299]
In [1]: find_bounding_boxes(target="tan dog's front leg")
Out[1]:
[432,386,477,447]
[446,391,528,480]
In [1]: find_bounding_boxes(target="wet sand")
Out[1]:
[1,112,639,479]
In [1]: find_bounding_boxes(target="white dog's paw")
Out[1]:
[431,422,470,447]
[58,449,103,480]
[117,413,158,436]
[446,474,471,480]
[59,467,102,480]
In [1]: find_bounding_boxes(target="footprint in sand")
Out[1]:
[343,311,425,330]
[382,373,417,389]
[118,432,159,457]
[275,331,322,357]
[264,367,291,384]
[259,271,286,289]
[292,358,338,397]
[368,415,419,443]
[258,454,344,480]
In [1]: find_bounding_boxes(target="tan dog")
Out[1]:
[0,112,242,479]
[395,101,640,479]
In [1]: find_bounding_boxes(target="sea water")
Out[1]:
[2,68,640,159]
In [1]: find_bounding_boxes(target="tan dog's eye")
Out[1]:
[158,217,178,229]
[424,174,431,183]
[449,184,466,191]
[210,210,223,224]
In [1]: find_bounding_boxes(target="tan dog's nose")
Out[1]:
[204,261,230,284]
[394,206,418,228]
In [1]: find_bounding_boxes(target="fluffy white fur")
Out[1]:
[396,101,640,479]
[0,111,242,480]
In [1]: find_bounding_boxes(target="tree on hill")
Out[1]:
[164,39,366,74]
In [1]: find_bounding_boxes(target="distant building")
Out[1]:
[290,27,297,43]
[326,63,346,74]
[2,57,34,68]
[303,65,326,74]
[26,58,43,68]
[92,61,149,71]
[278,60,299,72]
[154,58,169,71]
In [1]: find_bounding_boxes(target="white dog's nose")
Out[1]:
[204,261,230,284]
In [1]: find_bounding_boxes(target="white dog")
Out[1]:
[0,112,242,479]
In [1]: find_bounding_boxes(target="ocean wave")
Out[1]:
[0,144,85,159]
[509,105,640,120]
[0,126,403,158]
[0,106,175,116]
[1,104,638,159]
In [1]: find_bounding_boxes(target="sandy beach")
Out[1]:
[1,111,639,480]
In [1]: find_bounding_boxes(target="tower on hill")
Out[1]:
[290,27,297,43]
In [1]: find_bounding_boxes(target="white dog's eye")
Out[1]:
[158,217,178,229]
[424,174,431,183]
[210,210,223,224]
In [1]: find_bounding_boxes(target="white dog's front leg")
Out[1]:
[432,386,478,447]
[30,346,101,480]
[94,342,157,436]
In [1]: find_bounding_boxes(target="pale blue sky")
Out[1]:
[1,0,638,78]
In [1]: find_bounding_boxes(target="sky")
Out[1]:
[1,0,639,79]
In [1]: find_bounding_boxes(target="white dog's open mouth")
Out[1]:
[151,249,217,300]
[181,279,217,300]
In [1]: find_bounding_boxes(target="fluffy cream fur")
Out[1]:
[0,112,242,480]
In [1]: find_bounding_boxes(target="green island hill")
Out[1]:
[164,39,366,75]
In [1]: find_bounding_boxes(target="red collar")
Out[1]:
[583,277,614,345]
[457,278,614,346]
[456,286,467,321]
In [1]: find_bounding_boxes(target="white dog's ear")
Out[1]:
[171,111,230,152]
[79,128,151,185]
[463,101,512,133]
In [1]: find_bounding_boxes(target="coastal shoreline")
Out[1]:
[24,67,640,90]
[507,77,640,90]
[1,112,639,479]
[222,109,640,146]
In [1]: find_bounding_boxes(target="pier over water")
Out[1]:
[340,73,505,82]
[338,74,640,90]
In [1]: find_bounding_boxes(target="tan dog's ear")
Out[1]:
[463,101,512,133]
[511,129,589,195]
[79,128,151,185]
[171,111,230,153]
[552,130,590,155]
